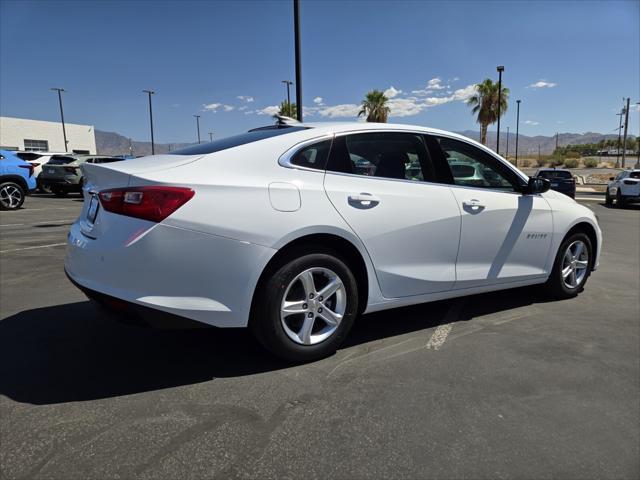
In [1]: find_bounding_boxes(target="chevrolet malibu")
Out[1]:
[65,122,602,361]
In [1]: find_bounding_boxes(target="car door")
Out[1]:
[425,135,553,289]
[323,131,461,298]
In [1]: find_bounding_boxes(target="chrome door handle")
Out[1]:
[348,193,380,209]
[462,199,483,208]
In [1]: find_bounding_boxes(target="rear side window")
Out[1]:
[326,132,435,182]
[48,156,76,165]
[172,126,308,156]
[290,139,331,170]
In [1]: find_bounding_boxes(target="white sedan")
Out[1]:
[65,122,602,361]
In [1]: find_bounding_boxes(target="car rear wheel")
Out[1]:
[605,189,612,206]
[251,251,358,362]
[544,232,592,299]
[0,181,25,210]
[616,190,625,209]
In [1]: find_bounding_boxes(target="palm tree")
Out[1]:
[359,90,390,122]
[466,79,509,146]
[276,101,297,118]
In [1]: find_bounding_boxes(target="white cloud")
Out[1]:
[388,97,425,117]
[451,84,477,101]
[238,106,248,111]
[243,110,254,115]
[202,102,222,112]
[427,77,446,90]
[383,86,402,98]
[256,105,280,116]
[237,95,254,102]
[223,105,235,112]
[318,104,361,118]
[528,80,557,89]
[313,96,324,105]
[524,120,540,125]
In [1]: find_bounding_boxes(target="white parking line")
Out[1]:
[575,196,603,202]
[0,243,67,254]
[425,301,465,351]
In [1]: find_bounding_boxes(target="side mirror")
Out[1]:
[609,177,614,181]
[525,176,551,194]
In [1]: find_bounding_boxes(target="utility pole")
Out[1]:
[51,88,68,152]
[282,80,293,106]
[636,102,640,167]
[142,90,155,155]
[496,65,504,154]
[555,132,559,153]
[193,115,201,144]
[208,132,214,142]
[616,104,624,168]
[293,0,303,122]
[515,99,521,167]
[622,97,630,168]
[506,126,510,160]
[538,144,541,163]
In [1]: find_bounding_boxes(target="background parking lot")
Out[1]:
[1,194,638,479]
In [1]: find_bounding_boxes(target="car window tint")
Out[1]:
[629,172,640,179]
[434,136,516,191]
[326,132,435,183]
[538,170,572,179]
[47,156,76,165]
[290,139,331,170]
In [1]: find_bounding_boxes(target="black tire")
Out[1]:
[0,181,25,210]
[543,232,593,299]
[616,190,625,209]
[52,188,68,197]
[251,249,359,362]
[605,189,612,206]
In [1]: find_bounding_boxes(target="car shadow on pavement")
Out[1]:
[0,287,552,405]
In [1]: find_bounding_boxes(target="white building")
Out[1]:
[0,116,97,154]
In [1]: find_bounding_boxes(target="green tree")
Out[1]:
[358,90,391,122]
[276,101,297,118]
[466,79,509,146]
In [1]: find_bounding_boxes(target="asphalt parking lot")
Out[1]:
[1,194,638,479]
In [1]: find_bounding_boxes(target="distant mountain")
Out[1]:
[96,130,193,156]
[96,128,632,157]
[456,130,626,155]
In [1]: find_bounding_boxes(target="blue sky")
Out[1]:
[1,0,638,143]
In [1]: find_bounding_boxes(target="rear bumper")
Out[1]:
[40,178,82,191]
[65,219,276,328]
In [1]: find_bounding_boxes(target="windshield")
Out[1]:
[538,170,572,179]
[172,126,308,155]
[629,172,640,179]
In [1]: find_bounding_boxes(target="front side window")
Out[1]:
[433,136,517,191]
[290,139,331,170]
[326,132,435,182]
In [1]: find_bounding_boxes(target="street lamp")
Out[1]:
[293,0,303,122]
[51,88,68,152]
[506,126,510,160]
[193,115,201,144]
[496,65,504,155]
[282,80,293,106]
[515,99,521,167]
[208,132,214,142]
[142,90,155,155]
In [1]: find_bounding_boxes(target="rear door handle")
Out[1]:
[348,193,380,209]
[462,199,485,213]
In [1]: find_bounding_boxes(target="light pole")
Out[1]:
[616,108,624,168]
[194,115,201,144]
[622,97,630,168]
[282,80,293,106]
[293,0,303,122]
[636,102,640,166]
[51,88,68,152]
[506,126,510,160]
[496,65,504,154]
[515,99,521,167]
[142,90,155,155]
[208,132,214,142]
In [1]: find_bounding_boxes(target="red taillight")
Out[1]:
[64,166,79,174]
[18,164,35,177]
[98,186,195,223]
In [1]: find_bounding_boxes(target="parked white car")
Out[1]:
[606,169,640,207]
[65,122,602,361]
[14,151,67,192]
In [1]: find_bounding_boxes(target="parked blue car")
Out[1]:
[0,150,37,210]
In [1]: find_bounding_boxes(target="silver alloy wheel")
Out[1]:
[561,240,589,289]
[0,184,23,209]
[280,267,347,345]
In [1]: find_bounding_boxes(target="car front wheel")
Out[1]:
[0,181,25,210]
[251,250,359,362]
[544,232,592,299]
[605,188,612,206]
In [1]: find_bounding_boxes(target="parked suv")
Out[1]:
[0,150,37,210]
[14,151,67,192]
[606,169,640,208]
[39,155,124,196]
[534,168,576,198]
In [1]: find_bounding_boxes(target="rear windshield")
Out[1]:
[171,126,308,156]
[16,152,42,161]
[88,157,124,164]
[538,170,572,179]
[629,172,640,179]
[48,156,76,165]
